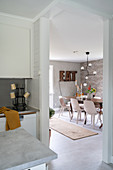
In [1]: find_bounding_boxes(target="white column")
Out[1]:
[103,19,113,163]
[39,17,49,146]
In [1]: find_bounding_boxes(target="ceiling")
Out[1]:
[49,2,103,62]
[69,0,113,18]
[0,0,113,62]
[0,0,54,19]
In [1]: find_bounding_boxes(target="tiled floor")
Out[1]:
[48,110,113,170]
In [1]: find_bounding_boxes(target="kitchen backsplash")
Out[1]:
[0,79,25,107]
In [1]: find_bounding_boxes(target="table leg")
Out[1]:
[99,104,103,129]
[99,123,103,128]
[70,103,73,120]
[99,111,103,128]
[84,111,87,124]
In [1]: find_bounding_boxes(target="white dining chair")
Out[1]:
[84,100,99,128]
[70,98,84,124]
[59,96,71,120]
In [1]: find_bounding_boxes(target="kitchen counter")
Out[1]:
[0,106,39,118]
[0,128,57,170]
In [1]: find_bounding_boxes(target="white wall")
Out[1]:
[50,60,81,108]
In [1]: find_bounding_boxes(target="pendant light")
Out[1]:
[81,52,97,86]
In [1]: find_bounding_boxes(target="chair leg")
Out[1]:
[61,108,64,116]
[58,108,61,117]
[79,111,81,120]
[59,107,63,117]
[68,108,71,121]
[76,111,80,124]
[98,114,102,123]
[91,115,92,124]
[76,113,79,124]
[93,115,95,128]
[96,114,99,124]
[70,110,73,121]
[84,112,87,125]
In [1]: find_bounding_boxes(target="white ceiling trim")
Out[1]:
[62,0,112,19]
[0,0,112,23]
[50,57,103,63]
[32,0,61,22]
[0,12,33,22]
[0,0,113,22]
[0,0,61,23]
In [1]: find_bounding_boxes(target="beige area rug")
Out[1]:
[50,117,98,140]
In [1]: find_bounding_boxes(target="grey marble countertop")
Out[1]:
[0,106,40,118]
[0,128,57,170]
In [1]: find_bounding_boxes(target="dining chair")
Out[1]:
[59,96,71,120]
[84,100,99,128]
[70,98,84,124]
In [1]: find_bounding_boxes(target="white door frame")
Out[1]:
[38,2,113,162]
[39,17,49,146]
[103,18,113,163]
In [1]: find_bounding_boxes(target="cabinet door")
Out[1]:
[0,118,6,132]
[21,114,36,138]
[0,23,31,78]
[25,163,46,170]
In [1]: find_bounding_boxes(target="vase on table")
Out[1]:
[87,93,92,100]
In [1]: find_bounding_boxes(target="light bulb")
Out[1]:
[81,66,84,70]
[93,71,97,75]
[88,63,92,67]
[85,76,88,80]
[83,83,87,86]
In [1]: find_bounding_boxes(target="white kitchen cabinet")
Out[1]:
[0,113,37,137]
[25,163,46,170]
[0,23,31,78]
[21,114,36,138]
[0,118,5,132]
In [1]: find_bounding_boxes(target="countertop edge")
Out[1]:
[0,106,40,118]
[7,154,57,170]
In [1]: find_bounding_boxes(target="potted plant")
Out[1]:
[49,108,55,142]
[49,107,55,119]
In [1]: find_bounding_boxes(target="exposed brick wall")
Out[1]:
[80,59,103,98]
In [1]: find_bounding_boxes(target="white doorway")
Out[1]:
[48,2,113,165]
